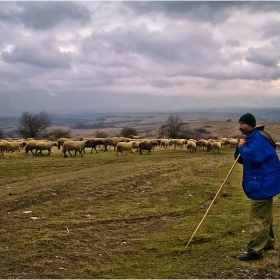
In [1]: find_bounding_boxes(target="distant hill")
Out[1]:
[1,107,280,139]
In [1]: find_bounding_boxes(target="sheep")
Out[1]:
[103,137,130,152]
[139,140,154,155]
[35,141,58,156]
[212,141,222,154]
[128,135,140,139]
[0,140,26,159]
[229,138,239,148]
[218,137,230,147]
[116,142,133,156]
[62,139,89,158]
[130,140,141,152]
[103,137,119,152]
[186,140,197,153]
[160,139,170,149]
[173,139,185,150]
[206,140,213,152]
[276,142,280,149]
[86,138,105,154]
[197,139,208,150]
[151,139,161,148]
[25,140,40,155]
[57,138,72,150]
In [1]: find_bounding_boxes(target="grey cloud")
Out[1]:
[2,40,71,69]
[262,19,280,39]
[225,39,241,47]
[245,47,280,68]
[82,22,223,71]
[0,2,90,30]
[0,1,280,115]
[125,1,237,23]
[125,1,280,24]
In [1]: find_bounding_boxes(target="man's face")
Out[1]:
[239,122,254,135]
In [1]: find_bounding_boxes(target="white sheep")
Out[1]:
[276,142,280,149]
[35,141,58,156]
[130,140,141,152]
[57,138,72,150]
[212,141,222,154]
[218,137,230,147]
[197,139,208,150]
[0,140,26,159]
[173,139,185,149]
[186,140,197,153]
[116,142,133,156]
[62,140,88,158]
[25,140,40,155]
[103,137,119,151]
[229,138,239,148]
[206,140,213,152]
[160,139,170,149]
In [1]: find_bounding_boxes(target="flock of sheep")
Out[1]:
[2,135,280,159]
[0,136,247,159]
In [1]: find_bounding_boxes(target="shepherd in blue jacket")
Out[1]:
[234,113,280,261]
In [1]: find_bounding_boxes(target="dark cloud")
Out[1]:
[0,2,90,30]
[125,1,280,24]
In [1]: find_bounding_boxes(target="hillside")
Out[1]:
[1,110,280,141]
[59,120,280,142]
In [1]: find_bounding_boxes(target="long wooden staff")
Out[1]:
[185,154,241,249]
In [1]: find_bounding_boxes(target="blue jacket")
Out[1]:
[234,128,280,200]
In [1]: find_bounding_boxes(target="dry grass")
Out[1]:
[1,140,280,278]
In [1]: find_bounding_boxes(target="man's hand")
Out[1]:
[238,139,246,147]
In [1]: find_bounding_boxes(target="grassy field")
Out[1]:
[1,144,280,278]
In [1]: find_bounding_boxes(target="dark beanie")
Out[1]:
[239,113,256,127]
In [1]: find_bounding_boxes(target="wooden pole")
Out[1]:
[185,154,241,249]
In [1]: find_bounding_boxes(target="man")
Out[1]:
[234,113,280,261]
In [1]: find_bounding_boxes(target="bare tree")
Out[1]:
[165,114,183,139]
[17,111,52,139]
[42,128,72,140]
[94,130,108,138]
[119,126,138,138]
[0,128,4,139]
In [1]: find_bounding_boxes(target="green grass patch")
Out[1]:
[1,147,280,278]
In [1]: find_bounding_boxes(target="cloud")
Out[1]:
[0,2,91,30]
[0,1,279,115]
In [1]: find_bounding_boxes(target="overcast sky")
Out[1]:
[0,1,280,115]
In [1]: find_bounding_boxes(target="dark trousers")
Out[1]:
[247,197,274,254]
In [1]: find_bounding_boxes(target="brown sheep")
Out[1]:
[86,138,105,154]
[139,140,154,155]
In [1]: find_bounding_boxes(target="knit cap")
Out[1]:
[239,113,256,128]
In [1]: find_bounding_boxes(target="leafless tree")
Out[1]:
[0,128,4,139]
[17,111,52,139]
[165,114,183,138]
[120,126,138,138]
[42,128,72,140]
[94,130,108,138]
